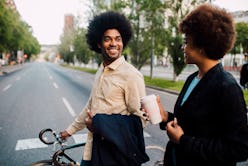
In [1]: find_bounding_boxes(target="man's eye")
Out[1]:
[103,37,111,42]
[116,37,122,42]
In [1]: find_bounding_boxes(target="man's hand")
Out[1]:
[85,110,94,132]
[166,118,184,144]
[59,130,71,141]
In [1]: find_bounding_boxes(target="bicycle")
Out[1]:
[29,128,164,166]
[29,128,85,166]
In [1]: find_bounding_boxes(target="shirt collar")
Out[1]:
[105,56,125,70]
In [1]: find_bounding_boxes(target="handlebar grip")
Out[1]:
[39,128,55,145]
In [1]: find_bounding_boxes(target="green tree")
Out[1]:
[59,33,74,63]
[165,0,205,81]
[232,22,248,55]
[111,0,169,73]
[87,0,206,81]
[59,20,76,64]
[0,1,40,61]
[73,28,94,65]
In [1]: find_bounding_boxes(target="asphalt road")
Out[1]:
[0,62,176,165]
[0,62,247,166]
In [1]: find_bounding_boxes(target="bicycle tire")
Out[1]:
[29,159,53,166]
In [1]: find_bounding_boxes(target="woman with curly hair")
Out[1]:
[60,11,149,166]
[151,3,248,166]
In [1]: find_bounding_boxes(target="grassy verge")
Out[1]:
[61,64,248,105]
[61,64,97,74]
[144,76,184,92]
[243,90,248,106]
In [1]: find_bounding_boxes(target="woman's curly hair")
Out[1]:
[86,11,132,54]
[179,4,236,60]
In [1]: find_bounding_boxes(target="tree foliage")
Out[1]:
[232,22,248,55]
[59,31,74,63]
[62,0,244,82]
[89,0,205,81]
[0,1,40,61]
[73,28,94,64]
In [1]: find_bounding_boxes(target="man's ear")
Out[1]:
[97,44,101,48]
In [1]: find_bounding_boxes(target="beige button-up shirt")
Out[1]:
[66,56,146,160]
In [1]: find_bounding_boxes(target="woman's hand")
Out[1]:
[166,118,184,144]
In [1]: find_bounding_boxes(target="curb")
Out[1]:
[146,85,180,95]
[0,64,24,76]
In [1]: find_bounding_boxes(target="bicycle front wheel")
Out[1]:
[29,159,53,166]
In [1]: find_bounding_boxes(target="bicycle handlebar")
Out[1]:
[39,128,63,145]
[38,128,85,166]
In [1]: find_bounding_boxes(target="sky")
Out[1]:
[14,0,248,45]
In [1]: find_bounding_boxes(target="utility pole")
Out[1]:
[150,32,155,79]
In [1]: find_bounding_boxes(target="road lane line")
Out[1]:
[145,145,165,152]
[62,97,76,117]
[15,138,48,151]
[2,84,12,91]
[15,134,87,151]
[53,82,58,89]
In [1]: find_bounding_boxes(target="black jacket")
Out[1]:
[91,114,149,166]
[160,63,248,166]
[240,62,248,87]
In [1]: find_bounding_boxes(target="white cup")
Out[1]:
[141,94,162,124]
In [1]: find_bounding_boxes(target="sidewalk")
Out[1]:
[140,64,240,82]
[0,64,24,76]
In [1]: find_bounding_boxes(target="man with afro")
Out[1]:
[60,11,149,166]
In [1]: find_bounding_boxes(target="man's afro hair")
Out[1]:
[86,11,132,53]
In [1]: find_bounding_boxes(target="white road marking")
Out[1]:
[143,131,151,137]
[49,76,53,80]
[15,130,152,151]
[146,145,165,152]
[15,134,86,151]
[16,77,21,81]
[3,84,12,91]
[15,138,48,151]
[62,97,76,117]
[53,82,58,89]
[72,134,88,144]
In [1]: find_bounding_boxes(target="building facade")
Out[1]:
[63,14,75,34]
[232,10,248,23]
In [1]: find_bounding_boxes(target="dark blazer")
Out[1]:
[91,114,149,166]
[240,62,248,87]
[160,63,248,166]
